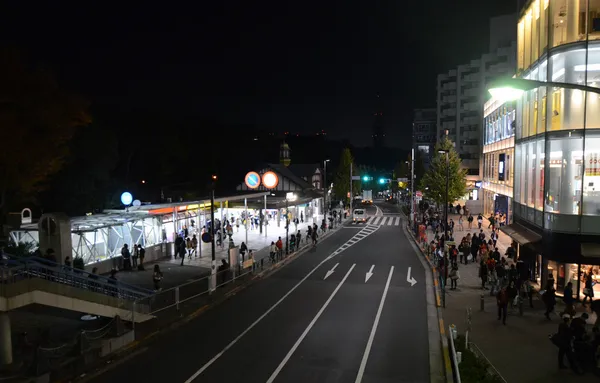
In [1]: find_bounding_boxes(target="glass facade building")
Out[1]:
[511,0,600,296]
[482,99,516,220]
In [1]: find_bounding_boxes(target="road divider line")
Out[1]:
[266,264,357,383]
[182,249,344,383]
[355,265,395,383]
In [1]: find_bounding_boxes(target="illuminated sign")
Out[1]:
[120,192,133,205]
[245,171,261,189]
[475,181,483,188]
[498,153,506,181]
[262,171,279,189]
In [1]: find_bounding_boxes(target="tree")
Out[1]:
[419,138,467,206]
[0,48,91,214]
[38,122,119,215]
[332,148,354,204]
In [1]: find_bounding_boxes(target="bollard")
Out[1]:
[480,294,485,311]
[519,298,524,316]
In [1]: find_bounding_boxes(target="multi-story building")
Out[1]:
[505,0,600,297]
[482,98,516,220]
[437,15,517,198]
[412,109,437,168]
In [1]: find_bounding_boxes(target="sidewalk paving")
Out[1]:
[432,215,597,382]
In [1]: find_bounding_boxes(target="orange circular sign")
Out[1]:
[262,171,279,189]
[244,172,261,189]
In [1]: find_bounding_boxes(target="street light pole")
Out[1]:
[210,175,217,292]
[285,197,289,255]
[323,159,330,218]
[445,152,449,231]
[410,148,415,227]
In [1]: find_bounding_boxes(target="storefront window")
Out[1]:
[550,0,582,48]
[585,44,600,94]
[589,0,600,42]
[535,139,545,210]
[518,19,525,72]
[545,133,583,214]
[540,0,549,53]
[515,144,522,203]
[527,141,536,207]
[583,132,600,215]
[547,50,587,131]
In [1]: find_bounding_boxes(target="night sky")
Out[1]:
[1,1,516,149]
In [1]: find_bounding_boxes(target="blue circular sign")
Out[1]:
[120,192,133,205]
[245,171,261,189]
[201,232,212,243]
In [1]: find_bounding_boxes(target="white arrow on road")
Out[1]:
[324,263,339,280]
[406,267,417,287]
[365,265,375,283]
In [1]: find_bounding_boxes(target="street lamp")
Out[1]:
[210,175,217,292]
[323,159,330,218]
[488,77,600,102]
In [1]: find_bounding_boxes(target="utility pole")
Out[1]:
[350,162,353,214]
[410,148,415,228]
[210,175,217,292]
[323,159,330,218]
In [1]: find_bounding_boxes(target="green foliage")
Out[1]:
[455,336,504,383]
[333,148,354,203]
[419,138,467,206]
[4,241,35,257]
[0,48,91,212]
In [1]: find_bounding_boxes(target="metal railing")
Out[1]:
[1,256,153,302]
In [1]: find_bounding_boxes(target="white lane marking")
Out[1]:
[365,265,375,283]
[394,217,400,226]
[374,204,383,216]
[407,266,417,286]
[266,264,357,383]
[184,248,335,382]
[355,266,395,383]
[329,225,380,258]
[324,263,339,280]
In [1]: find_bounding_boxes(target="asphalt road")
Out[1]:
[89,201,429,383]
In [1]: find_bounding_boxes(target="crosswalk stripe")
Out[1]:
[394,217,400,226]
[371,217,381,225]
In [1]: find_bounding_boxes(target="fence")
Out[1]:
[447,308,507,383]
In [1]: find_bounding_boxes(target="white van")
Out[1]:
[353,208,367,223]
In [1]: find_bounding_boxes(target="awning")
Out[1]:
[500,223,541,246]
[581,243,600,258]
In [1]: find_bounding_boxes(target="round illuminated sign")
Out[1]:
[120,192,133,205]
[245,171,261,189]
[262,171,279,189]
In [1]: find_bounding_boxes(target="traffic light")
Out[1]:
[363,176,369,182]
[378,178,385,184]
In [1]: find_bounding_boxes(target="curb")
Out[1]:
[75,220,349,382]
[401,214,453,383]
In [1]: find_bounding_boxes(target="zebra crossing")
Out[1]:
[351,215,401,226]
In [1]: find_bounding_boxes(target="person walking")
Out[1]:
[152,265,163,291]
[132,244,139,269]
[449,263,459,290]
[560,282,576,317]
[138,245,146,270]
[496,286,509,325]
[269,241,277,263]
[544,281,557,320]
[582,270,594,306]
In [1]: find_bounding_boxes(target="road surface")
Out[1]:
[89,201,431,383]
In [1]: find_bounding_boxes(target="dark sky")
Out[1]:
[1,1,516,149]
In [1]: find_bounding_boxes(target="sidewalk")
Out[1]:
[436,215,597,382]
[114,214,336,289]
[165,214,328,268]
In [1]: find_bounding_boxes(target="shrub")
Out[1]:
[454,335,503,383]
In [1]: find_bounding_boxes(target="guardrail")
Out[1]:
[1,256,153,302]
